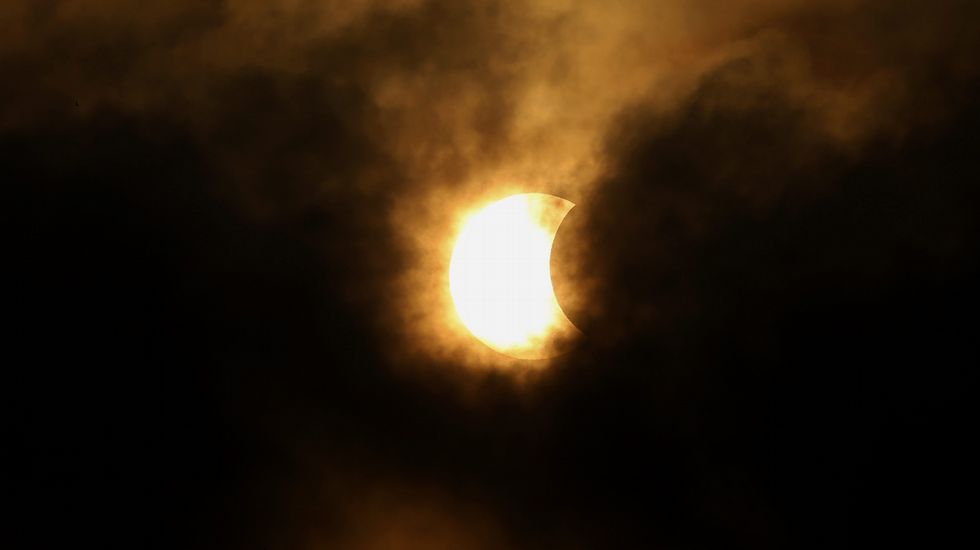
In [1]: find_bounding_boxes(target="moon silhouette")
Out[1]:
[449,193,581,359]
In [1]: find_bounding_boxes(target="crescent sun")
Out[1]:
[449,193,581,360]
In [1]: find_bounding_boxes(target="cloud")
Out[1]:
[5,1,979,548]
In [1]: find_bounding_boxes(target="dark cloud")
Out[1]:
[5,1,979,548]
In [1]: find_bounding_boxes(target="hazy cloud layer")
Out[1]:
[6,1,979,548]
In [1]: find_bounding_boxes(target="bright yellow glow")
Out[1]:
[449,193,577,359]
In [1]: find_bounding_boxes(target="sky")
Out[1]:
[6,1,980,548]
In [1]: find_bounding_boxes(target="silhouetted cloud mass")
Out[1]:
[5,1,979,548]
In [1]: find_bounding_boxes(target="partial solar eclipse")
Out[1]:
[449,193,581,359]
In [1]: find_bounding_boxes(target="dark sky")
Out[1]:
[6,1,980,548]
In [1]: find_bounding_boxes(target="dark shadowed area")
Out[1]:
[5,1,979,548]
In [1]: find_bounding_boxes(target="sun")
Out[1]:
[448,193,579,359]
